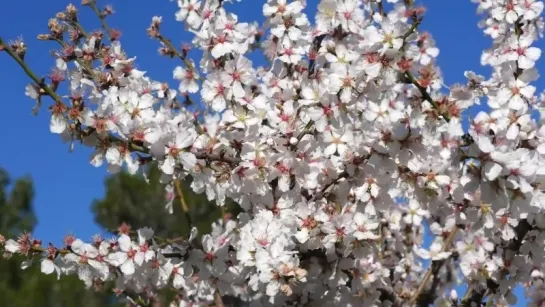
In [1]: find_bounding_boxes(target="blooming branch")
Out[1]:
[1,0,545,306]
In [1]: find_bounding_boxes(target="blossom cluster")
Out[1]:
[2,0,545,306]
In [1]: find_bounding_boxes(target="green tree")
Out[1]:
[92,163,240,239]
[0,168,115,307]
[1,164,236,306]
[91,164,243,306]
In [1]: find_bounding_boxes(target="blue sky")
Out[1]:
[0,0,543,304]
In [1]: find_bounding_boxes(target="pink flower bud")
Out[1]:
[103,5,115,16]
[109,29,122,41]
[118,222,131,235]
[49,68,65,84]
[64,234,75,247]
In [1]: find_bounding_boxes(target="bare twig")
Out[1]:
[156,34,198,75]
[53,38,98,80]
[408,226,458,306]
[153,33,198,106]
[0,37,62,103]
[402,17,423,41]
[89,1,114,40]
[174,179,193,230]
[377,1,386,17]
[70,21,89,38]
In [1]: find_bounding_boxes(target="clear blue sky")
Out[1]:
[0,1,543,304]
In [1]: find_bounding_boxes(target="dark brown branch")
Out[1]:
[313,171,349,200]
[404,71,451,122]
[194,151,241,165]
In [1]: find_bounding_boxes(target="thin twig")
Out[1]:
[313,171,349,201]
[89,1,113,39]
[398,14,452,123]
[70,21,89,38]
[154,33,198,106]
[0,37,64,104]
[53,38,98,80]
[402,17,423,41]
[377,1,386,17]
[408,226,458,306]
[157,235,186,249]
[157,34,198,75]
[174,179,193,230]
[461,284,474,305]
[405,71,451,122]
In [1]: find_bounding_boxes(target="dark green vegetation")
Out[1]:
[1,164,236,306]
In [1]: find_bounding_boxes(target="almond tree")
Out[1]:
[1,0,545,306]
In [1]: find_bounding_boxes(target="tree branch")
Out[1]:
[402,16,423,41]
[214,289,225,307]
[156,34,198,76]
[88,1,114,40]
[461,219,532,306]
[173,179,193,230]
[409,226,458,306]
[313,171,348,201]
[0,37,63,104]
[404,71,451,122]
